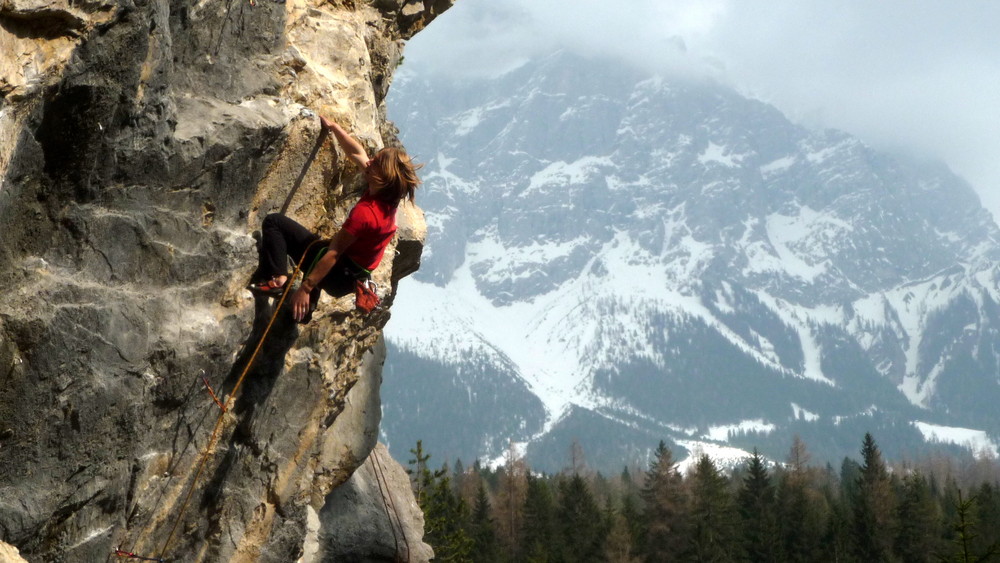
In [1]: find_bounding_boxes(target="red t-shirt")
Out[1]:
[341,192,397,271]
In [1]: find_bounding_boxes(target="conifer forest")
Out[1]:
[407,433,1000,562]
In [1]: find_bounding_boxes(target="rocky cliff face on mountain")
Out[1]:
[382,52,1000,473]
[0,0,450,561]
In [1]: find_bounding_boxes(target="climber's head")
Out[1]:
[364,147,422,206]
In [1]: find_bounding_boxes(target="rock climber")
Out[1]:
[248,115,421,322]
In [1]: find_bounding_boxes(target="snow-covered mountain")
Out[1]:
[381,51,1000,473]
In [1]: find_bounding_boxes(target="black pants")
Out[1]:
[255,213,365,299]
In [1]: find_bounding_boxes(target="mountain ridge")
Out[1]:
[382,51,1000,472]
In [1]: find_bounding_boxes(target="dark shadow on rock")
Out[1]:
[121,373,219,548]
[198,292,299,517]
[223,290,300,415]
[279,130,328,216]
[0,7,87,41]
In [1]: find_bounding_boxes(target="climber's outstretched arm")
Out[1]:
[320,116,370,170]
[290,228,357,321]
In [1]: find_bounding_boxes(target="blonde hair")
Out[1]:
[369,147,422,206]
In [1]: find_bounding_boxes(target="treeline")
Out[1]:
[407,434,1000,562]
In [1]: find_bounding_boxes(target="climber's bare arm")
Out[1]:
[291,228,357,321]
[320,116,370,170]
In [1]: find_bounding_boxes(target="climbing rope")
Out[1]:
[159,238,326,558]
[119,238,327,562]
[369,447,410,563]
[201,375,225,412]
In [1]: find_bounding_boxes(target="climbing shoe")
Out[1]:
[247,278,286,297]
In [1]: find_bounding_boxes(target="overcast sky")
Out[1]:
[401,0,1000,223]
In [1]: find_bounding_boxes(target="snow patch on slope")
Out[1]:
[471,231,588,285]
[755,206,852,283]
[753,293,838,385]
[913,421,999,457]
[675,440,753,475]
[760,155,796,175]
[697,142,744,167]
[425,152,479,196]
[704,420,776,441]
[847,270,971,408]
[791,403,820,421]
[448,99,512,136]
[523,156,613,195]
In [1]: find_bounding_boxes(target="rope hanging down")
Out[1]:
[369,447,411,563]
[159,238,325,558]
[121,238,327,562]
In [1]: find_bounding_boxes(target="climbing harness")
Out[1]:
[304,245,329,280]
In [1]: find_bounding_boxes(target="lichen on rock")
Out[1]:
[0,0,452,561]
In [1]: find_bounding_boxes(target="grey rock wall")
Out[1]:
[318,442,433,563]
[0,0,450,561]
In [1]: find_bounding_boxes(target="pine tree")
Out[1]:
[974,483,1000,557]
[823,473,853,563]
[421,463,474,562]
[620,484,645,559]
[788,434,811,472]
[851,433,897,562]
[567,439,587,476]
[453,458,475,502]
[470,481,502,563]
[834,456,863,561]
[895,471,942,562]
[494,442,528,557]
[776,437,829,562]
[686,454,742,561]
[454,458,488,522]
[408,439,435,498]
[558,473,606,562]
[407,444,473,563]
[941,489,1000,563]
[640,441,686,561]
[605,510,642,563]
[738,449,780,562]
[521,473,559,562]
[839,457,861,505]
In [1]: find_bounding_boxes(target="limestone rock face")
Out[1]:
[0,0,451,560]
[0,540,28,563]
[318,442,433,562]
